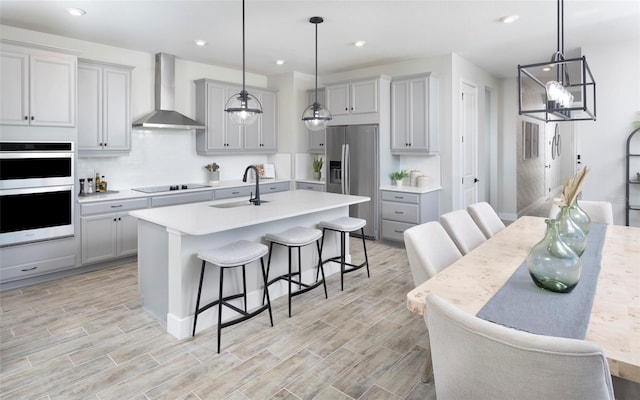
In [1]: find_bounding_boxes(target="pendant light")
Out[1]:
[518,0,596,122]
[302,16,332,131]
[225,0,262,126]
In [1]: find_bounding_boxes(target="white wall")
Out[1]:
[499,79,519,220]
[576,39,640,226]
[450,54,501,211]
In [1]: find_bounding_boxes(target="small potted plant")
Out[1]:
[389,170,409,186]
[313,157,324,180]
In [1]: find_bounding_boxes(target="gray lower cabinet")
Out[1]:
[215,181,290,200]
[296,181,325,192]
[80,198,148,264]
[380,190,439,242]
[150,191,213,207]
[0,236,78,284]
[261,181,290,194]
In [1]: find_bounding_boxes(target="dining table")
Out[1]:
[406,216,640,384]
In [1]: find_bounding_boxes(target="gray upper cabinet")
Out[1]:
[326,78,378,116]
[325,75,390,126]
[78,59,133,156]
[390,73,439,154]
[194,78,277,155]
[244,89,277,152]
[0,40,77,127]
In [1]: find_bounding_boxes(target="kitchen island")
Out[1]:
[130,190,369,339]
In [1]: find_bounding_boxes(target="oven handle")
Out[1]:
[0,185,74,196]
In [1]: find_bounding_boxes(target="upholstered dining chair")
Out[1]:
[548,198,614,224]
[439,209,487,255]
[425,293,615,400]
[403,221,462,287]
[467,201,505,238]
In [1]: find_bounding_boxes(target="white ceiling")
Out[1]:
[1,0,638,79]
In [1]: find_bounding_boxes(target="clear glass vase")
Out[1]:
[568,198,591,235]
[527,219,582,293]
[557,206,587,256]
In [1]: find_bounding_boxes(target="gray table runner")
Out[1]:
[476,222,607,340]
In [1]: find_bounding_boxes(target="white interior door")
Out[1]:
[460,81,478,208]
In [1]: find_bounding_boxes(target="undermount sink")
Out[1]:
[209,200,269,208]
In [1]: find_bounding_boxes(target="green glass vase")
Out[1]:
[557,206,587,256]
[527,219,582,293]
[568,198,591,235]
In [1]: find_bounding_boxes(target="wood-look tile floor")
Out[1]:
[0,238,437,400]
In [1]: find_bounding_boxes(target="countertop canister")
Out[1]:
[410,170,422,186]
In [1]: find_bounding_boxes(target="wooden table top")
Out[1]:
[406,216,640,383]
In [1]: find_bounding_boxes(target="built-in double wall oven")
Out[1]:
[0,141,75,246]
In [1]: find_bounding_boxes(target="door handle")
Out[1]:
[474,178,479,183]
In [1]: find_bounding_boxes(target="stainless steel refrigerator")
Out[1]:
[326,124,379,239]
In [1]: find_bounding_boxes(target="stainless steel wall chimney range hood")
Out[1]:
[132,53,205,130]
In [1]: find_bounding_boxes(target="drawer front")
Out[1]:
[215,186,253,200]
[151,191,212,208]
[296,182,325,192]
[1,254,77,283]
[261,181,290,193]
[381,191,419,204]
[80,198,149,216]
[381,220,415,242]
[381,201,419,223]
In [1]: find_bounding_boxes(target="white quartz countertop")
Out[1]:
[77,179,290,203]
[129,189,369,236]
[379,185,442,194]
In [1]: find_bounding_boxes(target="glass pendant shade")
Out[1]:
[302,16,332,131]
[225,0,262,126]
[225,90,262,126]
[303,102,331,131]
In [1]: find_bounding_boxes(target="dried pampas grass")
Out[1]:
[555,166,590,207]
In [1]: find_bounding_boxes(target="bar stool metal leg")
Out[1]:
[192,260,207,337]
[264,226,327,318]
[217,265,225,354]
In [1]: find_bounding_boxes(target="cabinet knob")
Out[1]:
[31,116,35,120]
[24,116,28,120]
[345,108,348,111]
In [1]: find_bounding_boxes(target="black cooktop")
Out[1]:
[132,183,209,193]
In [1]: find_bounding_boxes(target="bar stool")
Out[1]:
[264,226,327,317]
[318,217,370,291]
[193,240,273,353]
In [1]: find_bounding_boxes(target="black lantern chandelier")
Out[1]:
[302,16,332,131]
[225,0,262,126]
[518,0,596,122]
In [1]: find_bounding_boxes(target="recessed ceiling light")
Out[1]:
[276,60,285,65]
[67,8,86,16]
[354,41,367,47]
[500,15,519,24]
[194,40,208,46]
